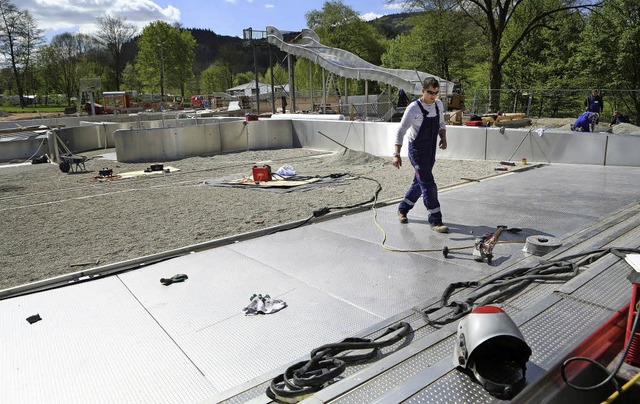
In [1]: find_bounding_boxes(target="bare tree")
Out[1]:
[49,33,101,106]
[95,15,137,90]
[386,0,603,111]
[0,0,43,107]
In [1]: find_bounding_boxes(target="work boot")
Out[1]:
[431,223,449,233]
[398,211,408,224]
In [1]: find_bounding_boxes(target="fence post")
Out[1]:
[472,89,478,114]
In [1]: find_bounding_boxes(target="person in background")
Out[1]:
[392,78,449,233]
[397,89,410,108]
[610,110,629,126]
[572,111,599,132]
[584,89,603,123]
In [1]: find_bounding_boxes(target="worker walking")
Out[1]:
[392,78,448,233]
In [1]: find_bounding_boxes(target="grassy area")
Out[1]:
[0,105,66,114]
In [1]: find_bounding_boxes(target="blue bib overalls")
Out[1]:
[398,101,443,225]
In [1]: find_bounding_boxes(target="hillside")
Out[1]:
[369,11,422,38]
[120,15,418,76]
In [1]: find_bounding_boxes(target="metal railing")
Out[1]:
[469,88,639,124]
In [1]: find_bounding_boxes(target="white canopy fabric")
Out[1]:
[226,82,289,100]
[266,26,453,96]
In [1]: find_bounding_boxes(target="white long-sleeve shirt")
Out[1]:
[394,99,446,146]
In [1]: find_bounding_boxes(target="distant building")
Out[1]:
[226,82,288,99]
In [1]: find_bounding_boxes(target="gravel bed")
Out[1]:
[0,147,505,291]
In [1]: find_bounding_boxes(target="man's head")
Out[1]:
[592,89,599,96]
[422,78,440,101]
[423,77,440,91]
[614,110,621,117]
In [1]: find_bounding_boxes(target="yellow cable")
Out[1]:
[602,371,640,404]
[371,197,523,253]
[602,300,640,403]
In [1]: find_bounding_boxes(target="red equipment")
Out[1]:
[252,164,272,182]
[624,281,640,366]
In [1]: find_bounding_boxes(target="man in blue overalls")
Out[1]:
[392,78,449,233]
[572,111,599,132]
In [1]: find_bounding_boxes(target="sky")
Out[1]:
[21,0,408,43]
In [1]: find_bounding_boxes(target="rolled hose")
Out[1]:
[267,321,413,402]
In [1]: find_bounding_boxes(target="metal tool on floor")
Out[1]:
[442,225,517,262]
[473,225,508,263]
[70,259,100,268]
[160,274,188,286]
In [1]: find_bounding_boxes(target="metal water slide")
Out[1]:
[266,26,454,95]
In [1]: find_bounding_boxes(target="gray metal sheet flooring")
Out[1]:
[1,164,640,404]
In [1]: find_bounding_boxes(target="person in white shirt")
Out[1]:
[392,78,448,233]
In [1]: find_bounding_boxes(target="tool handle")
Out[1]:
[489,225,508,244]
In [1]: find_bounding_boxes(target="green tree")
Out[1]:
[233,71,254,87]
[200,60,233,93]
[47,33,101,106]
[304,1,388,95]
[382,10,485,87]
[499,1,586,116]
[501,1,581,87]
[572,0,640,123]
[260,63,288,88]
[35,45,62,104]
[121,62,143,95]
[95,15,137,91]
[386,0,604,111]
[217,43,249,80]
[136,21,196,101]
[0,0,44,107]
[172,29,196,98]
[306,1,387,64]
[291,58,357,98]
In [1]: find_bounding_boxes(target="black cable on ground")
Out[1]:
[323,175,382,211]
[423,247,640,327]
[561,299,640,400]
[558,245,640,399]
[266,321,413,402]
[266,174,382,236]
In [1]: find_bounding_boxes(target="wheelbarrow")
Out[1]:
[59,153,88,173]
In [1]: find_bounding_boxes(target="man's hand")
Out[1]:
[392,156,402,169]
[439,129,447,150]
[439,138,447,150]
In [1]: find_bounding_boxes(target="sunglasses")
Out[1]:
[425,89,439,96]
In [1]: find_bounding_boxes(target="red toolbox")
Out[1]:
[252,164,272,182]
